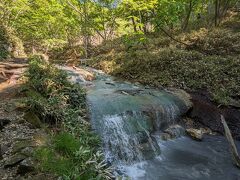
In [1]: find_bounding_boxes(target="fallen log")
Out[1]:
[0,68,26,75]
[221,115,240,168]
[0,63,28,69]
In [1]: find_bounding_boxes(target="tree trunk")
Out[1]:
[131,17,137,33]
[182,0,193,31]
[215,0,220,26]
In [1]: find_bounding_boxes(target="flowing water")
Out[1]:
[62,66,240,180]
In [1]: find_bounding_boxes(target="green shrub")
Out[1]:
[0,26,10,60]
[35,132,112,180]
[26,56,112,179]
[54,132,81,156]
[24,55,86,123]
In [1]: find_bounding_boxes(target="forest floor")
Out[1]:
[0,63,54,179]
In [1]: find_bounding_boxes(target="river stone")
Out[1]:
[17,157,35,175]
[164,125,185,138]
[4,154,27,168]
[186,128,203,141]
[159,133,172,141]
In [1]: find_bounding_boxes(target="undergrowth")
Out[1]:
[24,56,112,179]
[90,18,240,107]
[0,25,10,60]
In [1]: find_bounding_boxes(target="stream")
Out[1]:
[61,66,240,180]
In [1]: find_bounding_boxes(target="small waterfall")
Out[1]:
[61,66,189,164]
[102,114,145,163]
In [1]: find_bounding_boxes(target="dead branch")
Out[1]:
[221,115,240,168]
[0,63,28,69]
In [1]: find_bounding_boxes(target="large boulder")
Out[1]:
[189,92,240,140]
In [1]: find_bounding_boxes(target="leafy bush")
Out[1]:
[0,26,10,60]
[25,56,112,179]
[183,28,240,56]
[25,55,86,123]
[35,132,112,180]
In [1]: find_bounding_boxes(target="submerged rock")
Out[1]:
[186,128,203,141]
[158,133,172,141]
[164,125,185,139]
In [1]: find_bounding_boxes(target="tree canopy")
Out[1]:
[0,0,239,57]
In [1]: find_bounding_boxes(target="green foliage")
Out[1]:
[27,56,70,96]
[122,33,148,51]
[0,26,9,59]
[54,132,82,156]
[35,132,112,180]
[25,56,112,179]
[25,55,86,123]
[184,28,240,56]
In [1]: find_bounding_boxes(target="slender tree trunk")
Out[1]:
[131,17,137,33]
[82,1,89,58]
[182,0,193,31]
[215,0,220,26]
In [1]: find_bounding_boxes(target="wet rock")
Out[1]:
[168,89,192,109]
[17,157,35,175]
[186,128,203,141]
[189,92,240,140]
[116,89,144,96]
[159,133,172,141]
[4,154,27,168]
[105,82,115,86]
[23,112,42,129]
[164,125,185,138]
[140,141,161,159]
[0,118,11,130]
